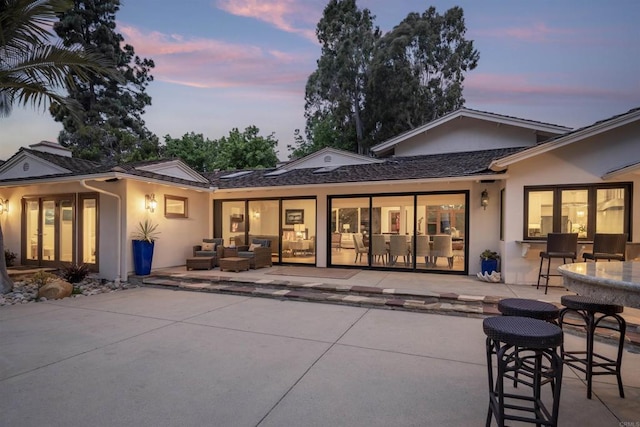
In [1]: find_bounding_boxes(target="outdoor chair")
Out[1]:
[352,233,368,263]
[537,233,578,294]
[583,233,627,262]
[192,238,224,266]
[235,238,273,269]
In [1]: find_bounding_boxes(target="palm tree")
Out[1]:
[0,0,117,293]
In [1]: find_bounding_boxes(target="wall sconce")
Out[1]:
[0,199,8,215]
[145,194,157,213]
[481,189,489,210]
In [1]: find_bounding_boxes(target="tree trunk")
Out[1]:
[0,222,15,294]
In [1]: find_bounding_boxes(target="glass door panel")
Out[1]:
[25,200,39,261]
[221,201,246,247]
[249,199,279,262]
[41,200,55,261]
[281,199,316,264]
[417,194,466,272]
[82,198,97,264]
[59,198,74,262]
[329,197,369,267]
[372,195,414,269]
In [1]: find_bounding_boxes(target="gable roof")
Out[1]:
[0,150,211,190]
[490,106,640,171]
[284,147,382,170]
[370,108,571,156]
[205,147,523,191]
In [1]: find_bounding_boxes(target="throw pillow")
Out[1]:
[248,243,262,252]
[201,242,214,251]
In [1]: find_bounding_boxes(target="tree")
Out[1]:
[214,126,279,170]
[50,0,159,164]
[366,7,479,143]
[163,132,219,172]
[0,0,116,294]
[288,115,353,160]
[304,0,379,155]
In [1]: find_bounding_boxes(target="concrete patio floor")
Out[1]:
[1,286,639,426]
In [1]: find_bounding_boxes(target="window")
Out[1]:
[164,195,187,218]
[524,183,631,240]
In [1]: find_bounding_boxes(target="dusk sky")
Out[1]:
[3,0,639,160]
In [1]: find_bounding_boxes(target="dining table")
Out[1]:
[558,261,640,309]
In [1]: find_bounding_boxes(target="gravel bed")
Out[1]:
[0,276,138,306]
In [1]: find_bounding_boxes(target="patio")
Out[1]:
[1,287,638,426]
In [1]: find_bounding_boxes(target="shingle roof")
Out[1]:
[23,148,102,173]
[205,147,524,189]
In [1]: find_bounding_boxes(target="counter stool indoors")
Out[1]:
[537,233,578,295]
[483,316,563,427]
[558,295,626,399]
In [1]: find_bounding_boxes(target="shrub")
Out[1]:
[60,263,91,284]
[29,271,56,289]
[5,249,17,267]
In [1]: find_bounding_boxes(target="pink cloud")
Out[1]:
[119,24,313,92]
[475,22,578,43]
[464,73,635,105]
[216,0,319,42]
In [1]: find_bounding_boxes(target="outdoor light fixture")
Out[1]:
[145,194,157,213]
[481,189,489,210]
[0,199,8,215]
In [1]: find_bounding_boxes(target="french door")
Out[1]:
[22,194,98,268]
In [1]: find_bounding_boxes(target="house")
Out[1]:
[0,107,637,285]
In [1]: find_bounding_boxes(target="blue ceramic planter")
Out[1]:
[481,259,498,275]
[132,240,154,275]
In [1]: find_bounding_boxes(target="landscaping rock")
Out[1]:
[38,279,73,300]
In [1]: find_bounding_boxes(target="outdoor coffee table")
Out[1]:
[219,257,250,272]
[185,256,215,270]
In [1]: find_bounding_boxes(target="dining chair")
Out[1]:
[389,235,410,266]
[413,235,431,266]
[537,233,578,294]
[352,233,368,263]
[583,233,627,262]
[371,234,387,265]
[432,234,454,269]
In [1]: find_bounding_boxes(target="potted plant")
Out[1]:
[480,249,499,275]
[132,219,160,275]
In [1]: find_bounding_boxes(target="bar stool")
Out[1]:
[498,298,560,323]
[483,316,563,427]
[537,233,578,295]
[558,295,626,399]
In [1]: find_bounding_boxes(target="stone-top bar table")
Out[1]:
[558,261,640,309]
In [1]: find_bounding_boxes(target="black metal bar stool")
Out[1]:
[558,295,626,399]
[537,233,578,295]
[498,298,560,323]
[498,298,561,389]
[483,316,563,427]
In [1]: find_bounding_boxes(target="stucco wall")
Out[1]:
[124,181,211,277]
[502,122,640,285]
[394,118,539,157]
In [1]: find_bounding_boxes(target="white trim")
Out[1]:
[490,109,640,171]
